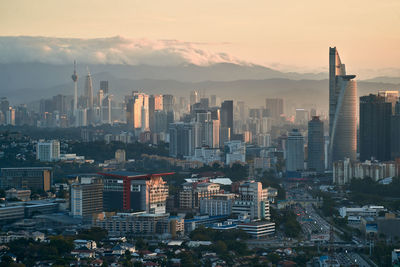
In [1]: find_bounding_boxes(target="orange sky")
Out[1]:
[1,0,399,77]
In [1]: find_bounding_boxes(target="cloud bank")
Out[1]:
[0,36,247,66]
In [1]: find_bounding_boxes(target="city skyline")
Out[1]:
[1,0,400,78]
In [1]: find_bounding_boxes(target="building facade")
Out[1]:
[329,47,357,166]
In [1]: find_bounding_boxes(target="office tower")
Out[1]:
[84,69,94,110]
[232,180,270,220]
[295,108,309,124]
[391,102,400,159]
[36,140,60,162]
[329,47,357,165]
[169,122,196,158]
[0,167,52,192]
[100,172,170,213]
[149,95,163,132]
[77,108,88,127]
[154,110,168,133]
[52,94,67,115]
[210,95,217,107]
[221,100,233,144]
[221,100,233,129]
[71,177,103,219]
[163,94,174,126]
[126,92,149,129]
[100,80,109,94]
[378,90,399,114]
[286,129,304,172]
[308,116,324,173]
[97,89,104,108]
[265,98,284,119]
[200,98,209,109]
[190,90,199,106]
[101,95,112,124]
[163,94,174,113]
[359,94,392,161]
[71,61,78,114]
[6,107,15,126]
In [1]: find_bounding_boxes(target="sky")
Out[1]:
[1,0,400,78]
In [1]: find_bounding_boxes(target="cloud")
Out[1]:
[0,36,247,66]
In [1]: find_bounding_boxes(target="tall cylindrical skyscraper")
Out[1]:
[328,47,357,166]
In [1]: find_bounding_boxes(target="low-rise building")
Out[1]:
[237,221,275,238]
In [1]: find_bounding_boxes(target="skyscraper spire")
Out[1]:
[71,60,78,113]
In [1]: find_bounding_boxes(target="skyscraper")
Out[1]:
[265,98,283,119]
[84,69,94,110]
[100,80,109,94]
[71,61,78,114]
[308,116,324,173]
[286,129,304,172]
[328,47,357,166]
[221,100,233,144]
[359,94,392,161]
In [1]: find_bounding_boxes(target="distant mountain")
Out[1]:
[362,76,400,84]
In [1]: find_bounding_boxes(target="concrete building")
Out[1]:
[232,180,270,220]
[179,182,221,210]
[93,212,184,237]
[99,171,170,213]
[71,177,104,219]
[225,140,246,165]
[237,221,275,239]
[308,116,324,173]
[0,167,52,191]
[169,122,196,158]
[265,98,283,120]
[36,140,60,162]
[359,94,392,161]
[333,158,397,185]
[286,129,304,172]
[199,193,235,216]
[329,47,357,166]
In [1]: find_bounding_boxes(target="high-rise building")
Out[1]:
[169,122,196,158]
[36,140,60,162]
[149,95,163,132]
[232,180,270,220]
[329,47,357,166]
[100,80,109,94]
[190,90,199,106]
[308,116,324,173]
[126,92,149,130]
[100,171,170,213]
[391,102,400,159]
[265,98,284,119]
[221,100,233,129]
[295,108,309,125]
[84,70,94,110]
[71,177,103,219]
[286,129,304,172]
[71,61,78,115]
[378,90,398,113]
[359,94,392,161]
